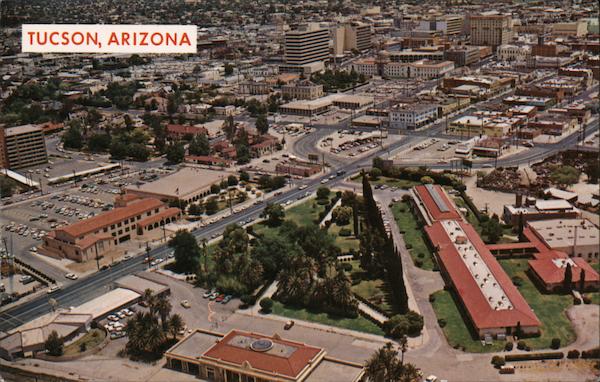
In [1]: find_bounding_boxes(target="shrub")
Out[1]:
[581,347,600,359]
[491,355,505,368]
[505,352,564,362]
[240,294,256,306]
[567,350,580,359]
[551,338,561,349]
[405,244,413,250]
[517,340,527,350]
[582,295,591,304]
[259,297,274,313]
[505,342,513,351]
[90,320,99,329]
[339,228,352,237]
[415,260,423,268]
[340,262,353,272]
[574,297,582,305]
[417,253,425,258]
[512,276,523,287]
[437,318,446,328]
[79,342,87,352]
[429,294,436,303]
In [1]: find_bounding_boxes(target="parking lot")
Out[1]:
[319,130,399,158]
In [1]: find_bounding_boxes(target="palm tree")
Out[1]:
[365,342,401,382]
[153,295,172,330]
[146,323,165,353]
[169,314,185,340]
[398,363,421,382]
[142,289,154,308]
[398,335,408,367]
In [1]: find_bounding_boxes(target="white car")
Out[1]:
[47,285,61,294]
[65,273,78,280]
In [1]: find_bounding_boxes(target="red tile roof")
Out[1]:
[166,124,208,136]
[137,207,180,228]
[426,221,540,330]
[202,330,323,379]
[414,184,462,222]
[57,198,165,238]
[529,256,600,285]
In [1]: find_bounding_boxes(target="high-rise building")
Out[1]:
[284,24,330,67]
[470,13,513,47]
[0,124,48,169]
[416,15,464,36]
[333,21,373,56]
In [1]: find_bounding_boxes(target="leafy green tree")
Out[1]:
[62,122,84,149]
[227,175,238,186]
[129,143,151,161]
[550,165,580,188]
[188,134,210,156]
[236,143,250,164]
[110,141,129,160]
[261,203,285,227]
[482,216,503,244]
[166,143,185,164]
[45,330,64,356]
[369,167,382,180]
[168,314,184,340]
[188,203,204,216]
[364,342,421,382]
[259,297,273,313]
[331,206,353,225]
[87,133,111,152]
[316,186,330,200]
[239,171,250,182]
[169,230,200,273]
[204,196,219,215]
[255,114,269,135]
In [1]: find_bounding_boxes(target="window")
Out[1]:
[206,367,215,381]
[118,222,122,227]
[111,224,115,230]
[103,227,108,233]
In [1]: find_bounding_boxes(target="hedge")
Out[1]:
[505,352,564,362]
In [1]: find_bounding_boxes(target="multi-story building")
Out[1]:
[416,15,464,36]
[551,21,588,37]
[389,103,438,129]
[388,49,444,63]
[281,80,324,100]
[408,60,454,79]
[40,195,181,262]
[333,22,372,56]
[503,195,580,226]
[496,44,531,62]
[527,219,599,260]
[284,24,330,68]
[0,124,48,169]
[444,46,481,67]
[470,13,513,47]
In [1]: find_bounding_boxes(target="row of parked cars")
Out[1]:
[105,308,135,339]
[203,289,233,304]
[3,222,47,240]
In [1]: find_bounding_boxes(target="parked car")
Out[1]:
[215,294,225,303]
[65,273,78,280]
[222,295,233,304]
[180,300,191,308]
[284,320,295,330]
[203,289,215,298]
[208,292,219,300]
[47,285,61,294]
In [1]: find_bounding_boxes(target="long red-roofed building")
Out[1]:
[410,184,540,338]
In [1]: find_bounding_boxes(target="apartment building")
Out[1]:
[389,103,438,129]
[40,195,181,262]
[416,15,464,36]
[0,124,48,169]
[284,24,330,68]
[551,21,588,37]
[409,60,454,79]
[470,13,513,47]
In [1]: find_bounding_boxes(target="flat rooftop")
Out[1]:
[528,218,599,249]
[70,288,140,319]
[126,167,223,199]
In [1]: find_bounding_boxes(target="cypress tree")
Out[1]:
[579,269,585,292]
[563,263,573,292]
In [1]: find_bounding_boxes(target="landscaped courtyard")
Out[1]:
[391,201,435,270]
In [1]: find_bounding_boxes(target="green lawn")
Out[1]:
[285,197,327,226]
[350,175,420,189]
[63,329,106,356]
[431,290,505,353]
[391,202,435,270]
[271,301,384,336]
[498,259,576,349]
[328,223,360,253]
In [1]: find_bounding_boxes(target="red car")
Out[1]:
[215,294,225,303]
